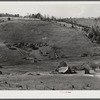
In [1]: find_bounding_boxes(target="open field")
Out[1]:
[0,73,100,90]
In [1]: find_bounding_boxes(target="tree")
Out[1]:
[51,16,56,21]
[0,14,2,17]
[46,17,50,21]
[31,14,35,18]
[58,61,67,68]
[14,14,19,17]
[35,13,43,19]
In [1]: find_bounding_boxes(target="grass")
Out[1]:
[0,74,99,90]
[70,18,100,27]
[0,19,99,65]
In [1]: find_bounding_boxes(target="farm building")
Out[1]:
[57,61,72,74]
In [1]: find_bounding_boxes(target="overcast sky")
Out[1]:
[0,1,100,18]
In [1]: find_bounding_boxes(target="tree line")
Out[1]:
[0,13,58,21]
[0,13,20,17]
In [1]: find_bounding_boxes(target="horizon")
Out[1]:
[0,2,100,18]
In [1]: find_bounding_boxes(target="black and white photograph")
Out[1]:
[0,1,100,91]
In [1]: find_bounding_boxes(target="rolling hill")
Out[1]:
[0,19,99,65]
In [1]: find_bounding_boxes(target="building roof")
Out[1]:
[58,66,68,73]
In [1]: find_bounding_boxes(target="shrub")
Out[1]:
[81,53,88,57]
[84,68,90,74]
[87,32,93,39]
[0,71,2,74]
[8,17,11,21]
[0,65,3,68]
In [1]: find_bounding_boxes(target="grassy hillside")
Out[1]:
[0,44,30,65]
[0,20,99,65]
[72,18,100,27]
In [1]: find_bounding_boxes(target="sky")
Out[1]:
[0,1,100,18]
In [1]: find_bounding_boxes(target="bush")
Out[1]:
[81,53,88,57]
[87,32,93,39]
[84,68,90,74]
[0,71,2,74]
[0,65,3,68]
[8,17,11,21]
